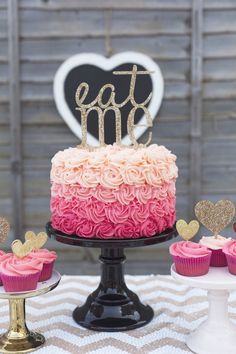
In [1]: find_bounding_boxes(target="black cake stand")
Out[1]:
[46,222,177,332]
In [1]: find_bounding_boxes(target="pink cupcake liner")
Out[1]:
[209,248,227,267]
[39,260,55,282]
[0,271,41,292]
[172,254,211,276]
[224,254,236,275]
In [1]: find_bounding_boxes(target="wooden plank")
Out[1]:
[0,8,7,38]
[204,10,236,34]
[20,59,190,82]
[204,34,236,58]
[20,36,191,61]
[204,81,236,99]
[0,39,8,58]
[204,59,236,81]
[203,118,236,138]
[204,0,236,10]
[203,99,236,120]
[0,83,9,102]
[189,0,203,216]
[19,9,190,38]
[19,0,192,11]
[202,140,236,166]
[20,81,190,102]
[202,166,236,193]
[21,99,190,126]
[0,103,9,124]
[8,0,23,239]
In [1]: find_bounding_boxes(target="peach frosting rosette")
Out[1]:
[170,241,212,277]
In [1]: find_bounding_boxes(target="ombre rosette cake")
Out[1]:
[50,144,178,239]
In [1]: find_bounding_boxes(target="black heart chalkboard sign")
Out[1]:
[54,52,164,146]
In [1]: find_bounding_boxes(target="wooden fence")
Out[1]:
[1,0,236,248]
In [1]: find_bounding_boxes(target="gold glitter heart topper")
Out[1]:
[75,65,154,149]
[195,199,235,235]
[11,239,33,258]
[0,217,10,244]
[176,219,200,241]
[11,230,48,258]
[25,231,48,250]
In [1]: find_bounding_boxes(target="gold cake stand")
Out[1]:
[0,270,61,353]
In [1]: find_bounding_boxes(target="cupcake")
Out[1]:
[29,249,57,281]
[0,253,43,292]
[223,240,236,275]
[170,241,212,276]
[199,235,231,267]
[0,250,6,285]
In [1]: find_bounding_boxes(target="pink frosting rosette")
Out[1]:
[140,218,157,237]
[105,203,129,224]
[76,220,94,238]
[130,203,150,223]
[170,241,211,258]
[113,185,135,205]
[170,241,212,276]
[86,200,106,223]
[94,186,116,203]
[94,222,114,239]
[29,249,57,265]
[114,221,140,239]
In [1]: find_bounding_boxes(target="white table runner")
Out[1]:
[1,274,235,354]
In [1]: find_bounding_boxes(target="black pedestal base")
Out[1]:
[73,286,154,332]
[46,222,177,332]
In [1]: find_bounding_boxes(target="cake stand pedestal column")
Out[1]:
[73,247,154,331]
[171,265,236,354]
[0,271,61,353]
[46,222,177,332]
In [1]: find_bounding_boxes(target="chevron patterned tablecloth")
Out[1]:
[1,275,236,354]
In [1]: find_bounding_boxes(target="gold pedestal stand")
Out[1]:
[0,270,61,353]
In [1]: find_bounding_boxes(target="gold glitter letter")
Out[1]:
[127,106,152,147]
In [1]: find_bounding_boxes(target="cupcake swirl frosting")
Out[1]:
[29,249,57,264]
[0,254,43,276]
[170,241,211,258]
[199,235,231,250]
[223,240,236,256]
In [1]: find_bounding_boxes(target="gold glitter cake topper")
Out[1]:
[11,239,33,258]
[0,217,10,244]
[25,231,48,250]
[75,65,154,149]
[176,219,200,241]
[195,199,235,236]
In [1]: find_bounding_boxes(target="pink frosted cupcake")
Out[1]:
[223,240,236,275]
[0,253,43,292]
[199,235,231,267]
[0,251,6,285]
[170,241,212,276]
[29,249,57,281]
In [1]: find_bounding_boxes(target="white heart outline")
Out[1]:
[53,51,164,146]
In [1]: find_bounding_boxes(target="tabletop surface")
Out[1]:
[1,274,236,354]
